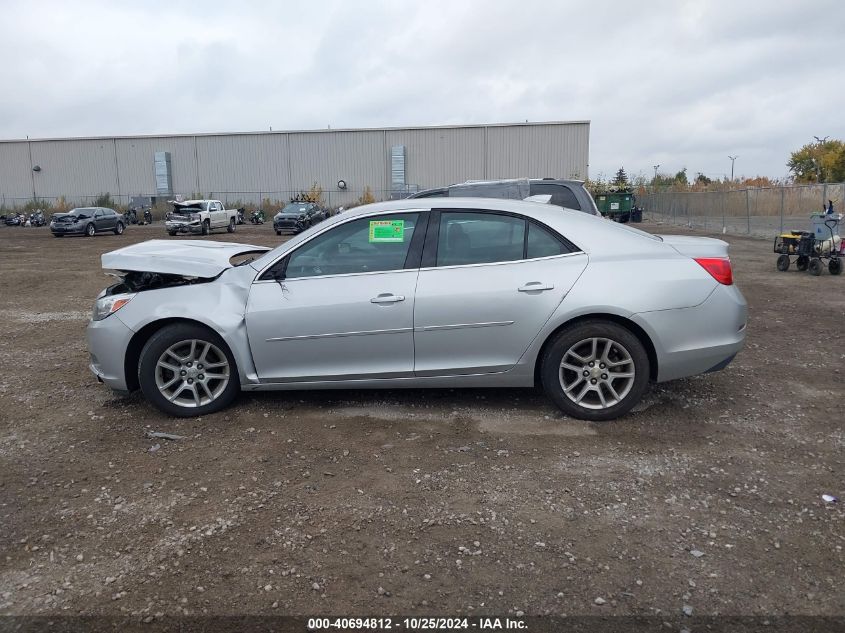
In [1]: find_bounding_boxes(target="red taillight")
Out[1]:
[694,257,733,285]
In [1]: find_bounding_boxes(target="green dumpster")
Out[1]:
[595,192,634,222]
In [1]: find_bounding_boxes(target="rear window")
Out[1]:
[529,183,581,210]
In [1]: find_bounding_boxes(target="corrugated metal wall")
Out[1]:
[0,122,589,207]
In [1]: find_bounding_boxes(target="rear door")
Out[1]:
[94,209,111,231]
[103,209,117,230]
[413,209,587,376]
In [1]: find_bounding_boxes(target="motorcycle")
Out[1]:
[5,212,25,226]
[29,210,46,227]
[126,208,140,225]
[236,208,246,225]
[250,209,266,224]
[143,209,153,224]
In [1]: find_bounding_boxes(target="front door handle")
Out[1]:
[371,293,405,304]
[518,282,554,292]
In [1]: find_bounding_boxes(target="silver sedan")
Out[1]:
[87,198,747,421]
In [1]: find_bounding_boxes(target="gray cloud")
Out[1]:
[1,0,842,180]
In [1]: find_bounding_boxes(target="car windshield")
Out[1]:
[281,204,310,214]
[69,208,94,217]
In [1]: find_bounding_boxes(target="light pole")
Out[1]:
[652,164,660,181]
[728,156,738,183]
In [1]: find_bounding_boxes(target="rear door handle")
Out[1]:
[518,282,554,292]
[371,293,405,304]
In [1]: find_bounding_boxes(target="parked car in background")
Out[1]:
[51,207,125,237]
[5,212,26,226]
[409,178,600,216]
[165,200,238,236]
[87,197,746,421]
[273,202,327,235]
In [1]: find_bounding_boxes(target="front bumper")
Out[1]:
[166,220,201,234]
[86,313,136,392]
[50,223,84,234]
[632,283,748,383]
[274,219,305,232]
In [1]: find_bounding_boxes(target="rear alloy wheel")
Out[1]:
[138,323,239,417]
[114,222,124,235]
[541,320,650,421]
[85,223,96,237]
[776,254,790,271]
[227,218,235,233]
[829,258,842,275]
[808,259,823,276]
[796,256,809,271]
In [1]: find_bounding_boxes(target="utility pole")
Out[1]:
[652,164,660,180]
[728,156,738,183]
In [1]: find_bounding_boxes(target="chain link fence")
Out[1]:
[640,182,845,238]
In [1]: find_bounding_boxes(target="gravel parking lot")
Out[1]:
[0,221,843,620]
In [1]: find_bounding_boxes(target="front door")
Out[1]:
[413,210,587,376]
[246,211,425,382]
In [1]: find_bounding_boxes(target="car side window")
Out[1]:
[94,210,102,218]
[526,221,570,258]
[529,183,581,210]
[436,212,525,267]
[282,213,420,279]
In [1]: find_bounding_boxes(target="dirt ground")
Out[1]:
[0,219,843,621]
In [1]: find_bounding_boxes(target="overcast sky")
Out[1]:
[1,0,842,181]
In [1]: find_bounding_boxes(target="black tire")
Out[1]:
[227,218,235,233]
[829,258,842,275]
[85,223,96,237]
[114,222,124,235]
[276,230,282,236]
[201,220,210,236]
[53,233,64,238]
[540,320,650,421]
[138,323,240,417]
[168,231,177,237]
[776,254,790,271]
[796,256,809,271]
[808,258,823,276]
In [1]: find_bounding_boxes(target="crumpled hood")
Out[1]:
[101,239,270,277]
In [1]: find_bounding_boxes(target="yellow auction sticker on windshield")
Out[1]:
[369,219,405,242]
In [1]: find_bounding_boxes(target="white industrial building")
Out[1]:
[0,121,590,208]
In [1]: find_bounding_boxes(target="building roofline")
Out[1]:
[0,120,590,144]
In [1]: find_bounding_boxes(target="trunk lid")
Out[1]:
[101,239,270,277]
[658,235,729,259]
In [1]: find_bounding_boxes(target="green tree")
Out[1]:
[788,139,845,183]
[695,173,712,185]
[612,167,629,187]
[674,168,689,186]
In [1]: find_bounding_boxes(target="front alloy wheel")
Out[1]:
[541,320,649,421]
[139,324,239,416]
